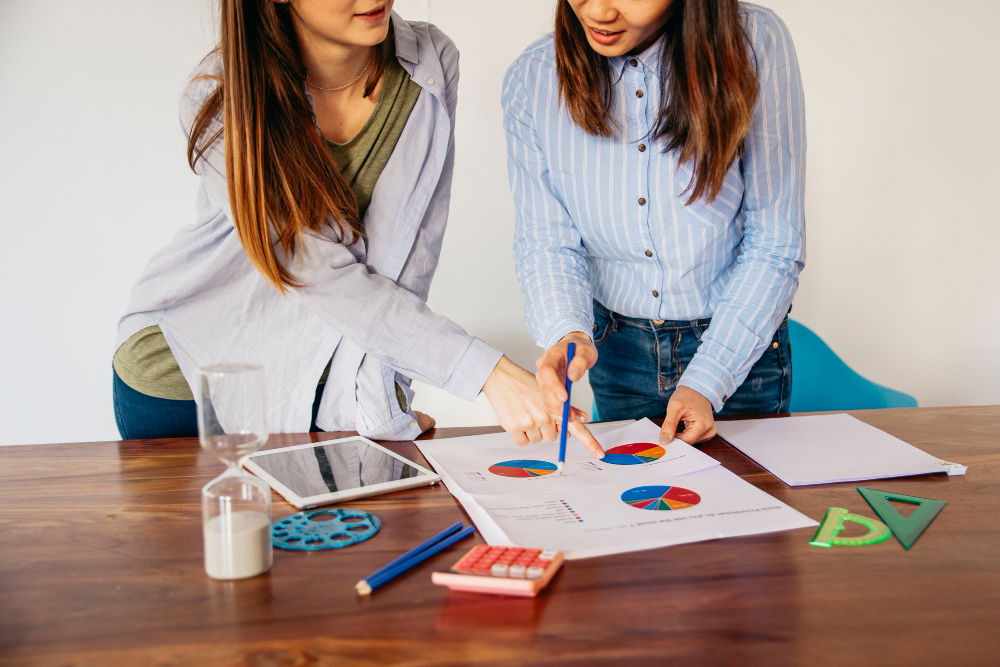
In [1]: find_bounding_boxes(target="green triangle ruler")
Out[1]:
[856,487,946,550]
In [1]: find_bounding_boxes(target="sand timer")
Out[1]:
[198,363,273,580]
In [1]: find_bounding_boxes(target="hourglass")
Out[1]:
[198,363,273,580]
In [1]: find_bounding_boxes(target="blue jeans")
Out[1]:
[589,301,791,421]
[112,370,324,440]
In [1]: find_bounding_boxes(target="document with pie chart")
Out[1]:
[417,419,721,497]
[417,420,816,559]
[474,465,817,559]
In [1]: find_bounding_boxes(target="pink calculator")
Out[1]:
[431,545,564,597]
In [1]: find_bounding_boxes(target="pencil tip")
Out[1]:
[355,581,371,596]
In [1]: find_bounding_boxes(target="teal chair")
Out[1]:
[787,319,917,412]
[591,319,917,420]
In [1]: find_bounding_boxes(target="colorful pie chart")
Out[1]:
[601,442,666,465]
[488,459,558,478]
[621,485,701,511]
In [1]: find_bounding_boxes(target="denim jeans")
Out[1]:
[112,370,324,440]
[589,301,791,421]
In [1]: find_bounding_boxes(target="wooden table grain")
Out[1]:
[1,406,998,665]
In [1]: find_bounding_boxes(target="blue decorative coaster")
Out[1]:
[271,509,381,551]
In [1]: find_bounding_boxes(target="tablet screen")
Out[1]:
[250,437,425,498]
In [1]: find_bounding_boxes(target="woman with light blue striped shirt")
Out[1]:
[503,1,805,445]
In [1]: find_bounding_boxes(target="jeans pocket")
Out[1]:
[592,304,614,346]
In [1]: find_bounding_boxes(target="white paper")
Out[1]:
[475,466,817,559]
[417,419,817,559]
[416,419,720,497]
[715,413,967,486]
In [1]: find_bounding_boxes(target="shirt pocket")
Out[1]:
[674,160,743,226]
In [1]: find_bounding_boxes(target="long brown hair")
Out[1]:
[187,1,388,291]
[555,0,758,204]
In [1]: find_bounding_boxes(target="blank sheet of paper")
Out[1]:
[715,413,965,486]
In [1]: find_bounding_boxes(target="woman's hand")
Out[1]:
[660,386,717,444]
[535,331,598,416]
[414,411,436,435]
[483,355,604,457]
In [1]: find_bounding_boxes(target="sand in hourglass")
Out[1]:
[203,510,272,579]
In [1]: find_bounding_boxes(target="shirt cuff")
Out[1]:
[440,337,504,401]
[540,315,595,349]
[678,353,738,413]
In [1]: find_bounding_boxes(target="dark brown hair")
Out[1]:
[187,1,389,291]
[555,0,758,204]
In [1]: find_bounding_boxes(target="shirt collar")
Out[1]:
[391,13,419,65]
[608,35,665,83]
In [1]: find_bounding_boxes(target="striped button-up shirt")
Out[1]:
[502,3,805,411]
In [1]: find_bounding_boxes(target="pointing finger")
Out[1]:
[568,419,605,458]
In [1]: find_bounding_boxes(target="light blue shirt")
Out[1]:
[117,17,502,438]
[502,4,805,411]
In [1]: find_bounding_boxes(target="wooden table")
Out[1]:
[2,406,998,665]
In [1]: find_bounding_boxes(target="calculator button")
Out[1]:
[526,566,544,579]
[508,565,526,578]
[491,563,509,577]
[540,550,558,559]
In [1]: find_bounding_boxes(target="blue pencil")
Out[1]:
[355,524,476,595]
[362,521,462,584]
[557,342,576,469]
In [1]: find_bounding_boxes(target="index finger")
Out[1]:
[567,419,605,458]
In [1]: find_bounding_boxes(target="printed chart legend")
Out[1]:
[560,499,584,523]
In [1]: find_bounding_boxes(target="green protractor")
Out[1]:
[809,507,892,548]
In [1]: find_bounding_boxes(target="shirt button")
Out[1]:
[638,143,647,152]
[629,58,639,67]
[638,197,646,206]
[426,78,436,86]
[644,249,653,257]
[651,290,659,297]
[636,90,644,98]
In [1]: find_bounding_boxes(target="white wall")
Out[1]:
[2,1,997,445]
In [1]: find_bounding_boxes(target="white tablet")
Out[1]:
[244,436,440,509]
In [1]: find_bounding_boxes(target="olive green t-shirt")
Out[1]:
[324,36,422,218]
[113,47,422,401]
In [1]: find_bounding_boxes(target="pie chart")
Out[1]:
[601,442,666,465]
[488,459,558,478]
[621,485,701,510]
